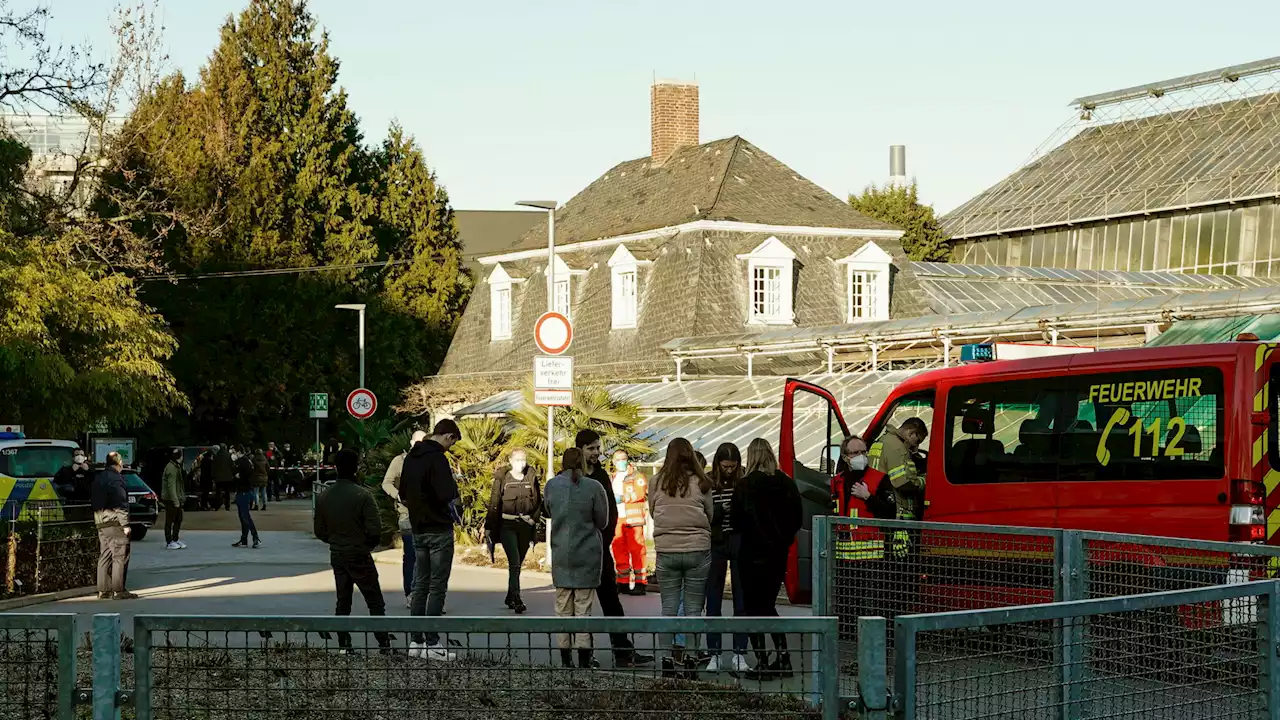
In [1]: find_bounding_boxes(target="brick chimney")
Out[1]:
[650,80,699,166]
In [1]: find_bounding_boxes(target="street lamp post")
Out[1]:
[335,304,367,389]
[516,200,558,486]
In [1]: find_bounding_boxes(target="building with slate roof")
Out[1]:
[946,57,1280,277]
[421,64,1280,464]
[434,81,919,385]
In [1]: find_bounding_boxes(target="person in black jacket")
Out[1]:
[401,419,462,661]
[315,449,389,652]
[212,445,234,511]
[231,446,260,548]
[486,447,541,614]
[577,429,654,668]
[732,438,802,680]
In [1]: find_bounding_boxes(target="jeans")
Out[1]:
[96,525,130,594]
[706,537,748,655]
[235,491,259,543]
[332,553,389,648]
[656,550,711,653]
[253,487,268,509]
[410,531,454,645]
[401,531,415,597]
[500,520,534,601]
[164,502,183,544]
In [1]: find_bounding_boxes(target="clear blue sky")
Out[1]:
[49,0,1280,214]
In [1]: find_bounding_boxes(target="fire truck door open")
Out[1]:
[780,378,850,605]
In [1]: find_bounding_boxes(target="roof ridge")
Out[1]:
[703,136,743,220]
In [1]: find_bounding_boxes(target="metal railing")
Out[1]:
[813,516,1280,703]
[3,504,97,597]
[862,580,1280,720]
[123,614,840,720]
[0,613,77,720]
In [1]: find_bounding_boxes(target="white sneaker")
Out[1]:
[730,653,751,674]
[426,643,456,662]
[408,641,427,658]
[176,540,187,549]
[166,542,181,550]
[704,655,722,673]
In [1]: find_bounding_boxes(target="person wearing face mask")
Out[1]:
[55,450,93,503]
[486,448,541,614]
[610,449,648,597]
[835,435,895,521]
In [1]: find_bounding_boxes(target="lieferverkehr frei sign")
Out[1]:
[534,356,573,390]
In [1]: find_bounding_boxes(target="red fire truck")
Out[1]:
[781,339,1277,604]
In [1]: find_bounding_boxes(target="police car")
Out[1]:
[0,432,74,522]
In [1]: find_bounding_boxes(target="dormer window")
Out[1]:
[837,242,893,323]
[608,245,651,329]
[548,256,586,321]
[488,264,524,342]
[737,236,796,325]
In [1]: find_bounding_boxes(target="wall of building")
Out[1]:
[951,198,1280,276]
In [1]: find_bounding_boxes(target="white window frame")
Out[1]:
[737,236,796,326]
[837,242,893,323]
[487,264,523,342]
[548,256,586,321]
[607,245,651,329]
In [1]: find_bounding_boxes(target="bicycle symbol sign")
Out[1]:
[346,388,378,420]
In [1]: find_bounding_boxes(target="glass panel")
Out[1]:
[1169,216,1186,270]
[1155,217,1172,271]
[1211,209,1229,271]
[1197,212,1214,271]
[1076,228,1094,270]
[1140,219,1157,271]
[1264,202,1279,277]
[1125,221,1142,271]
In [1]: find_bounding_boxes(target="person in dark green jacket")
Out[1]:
[161,449,186,549]
[315,449,388,651]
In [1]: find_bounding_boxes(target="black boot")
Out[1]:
[559,649,575,668]
[578,649,599,669]
[770,652,793,678]
[513,595,527,614]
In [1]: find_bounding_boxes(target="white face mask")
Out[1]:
[847,455,869,472]
[73,456,86,465]
[511,459,526,473]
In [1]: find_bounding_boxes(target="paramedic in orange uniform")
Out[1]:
[611,449,649,596]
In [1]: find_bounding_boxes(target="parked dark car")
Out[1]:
[140,445,214,510]
[122,468,158,541]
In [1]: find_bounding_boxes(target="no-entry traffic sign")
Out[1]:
[534,312,573,355]
[346,388,378,420]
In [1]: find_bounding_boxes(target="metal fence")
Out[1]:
[0,613,77,720]
[813,516,1280,703]
[122,615,839,720]
[3,504,97,597]
[863,580,1280,720]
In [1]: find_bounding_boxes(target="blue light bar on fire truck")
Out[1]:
[960,343,1096,364]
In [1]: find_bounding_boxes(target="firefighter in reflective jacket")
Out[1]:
[868,417,928,558]
[831,435,894,561]
[610,450,649,595]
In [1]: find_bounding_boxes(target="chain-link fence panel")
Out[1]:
[0,614,77,720]
[131,615,840,720]
[818,517,1061,699]
[897,581,1277,720]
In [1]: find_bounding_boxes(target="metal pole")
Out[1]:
[545,207,555,566]
[92,613,121,720]
[315,418,320,488]
[358,307,366,389]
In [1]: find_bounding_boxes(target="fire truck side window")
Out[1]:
[871,393,935,446]
[946,367,1224,484]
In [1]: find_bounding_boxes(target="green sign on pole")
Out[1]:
[309,393,328,419]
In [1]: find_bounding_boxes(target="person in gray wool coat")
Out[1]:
[543,446,609,669]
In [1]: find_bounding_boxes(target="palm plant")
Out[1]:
[448,416,511,543]
[508,383,652,472]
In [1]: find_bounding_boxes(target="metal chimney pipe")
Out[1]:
[889,145,907,187]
